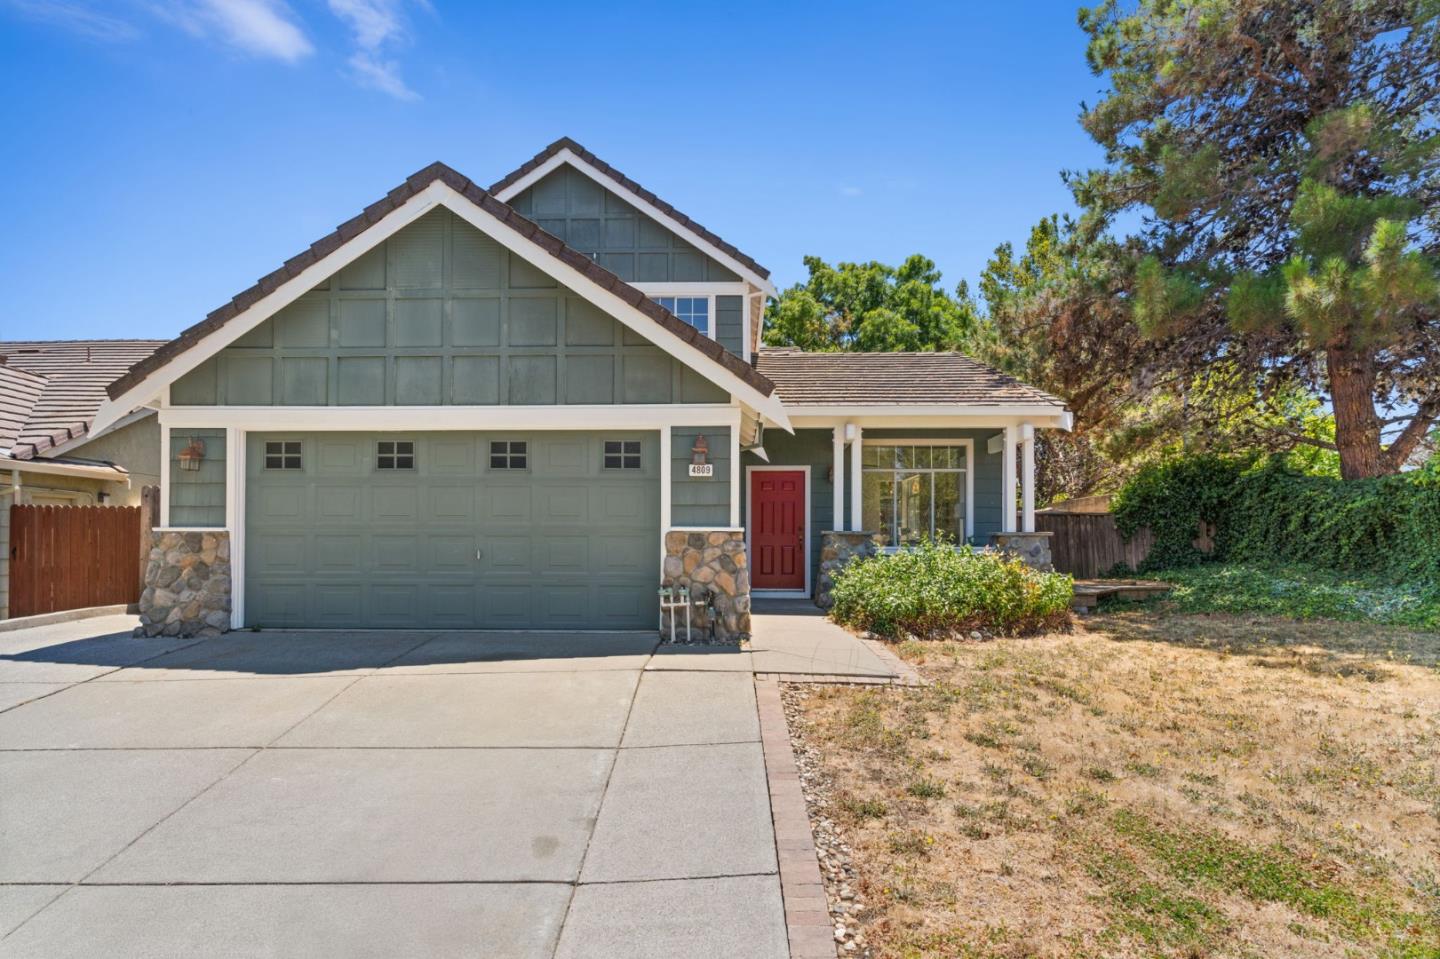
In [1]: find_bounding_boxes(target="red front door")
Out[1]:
[751,470,807,590]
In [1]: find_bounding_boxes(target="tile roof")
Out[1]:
[489,137,773,282]
[1,340,164,459]
[108,162,774,402]
[754,348,1066,408]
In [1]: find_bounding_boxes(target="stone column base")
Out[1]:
[661,530,750,643]
[815,530,877,610]
[137,530,232,637]
[988,531,1054,571]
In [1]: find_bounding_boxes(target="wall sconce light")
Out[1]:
[178,437,206,472]
[690,434,709,466]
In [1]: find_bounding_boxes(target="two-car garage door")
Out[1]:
[244,431,659,629]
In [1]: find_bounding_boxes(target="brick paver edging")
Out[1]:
[755,676,838,959]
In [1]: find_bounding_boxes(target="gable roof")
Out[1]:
[1,340,163,459]
[755,348,1067,409]
[103,162,778,417]
[489,137,774,290]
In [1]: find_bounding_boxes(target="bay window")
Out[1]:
[861,442,970,547]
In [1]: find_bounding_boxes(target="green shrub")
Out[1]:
[1112,454,1440,586]
[828,539,1073,638]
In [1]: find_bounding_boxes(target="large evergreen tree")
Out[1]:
[1075,0,1440,478]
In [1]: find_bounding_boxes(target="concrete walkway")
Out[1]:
[0,616,790,958]
[749,599,913,683]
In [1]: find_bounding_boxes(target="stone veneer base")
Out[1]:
[661,530,750,643]
[987,530,1055,571]
[137,530,232,638]
[814,531,877,610]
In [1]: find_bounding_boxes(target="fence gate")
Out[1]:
[8,505,143,618]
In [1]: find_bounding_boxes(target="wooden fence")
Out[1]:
[1036,511,1155,579]
[8,505,143,618]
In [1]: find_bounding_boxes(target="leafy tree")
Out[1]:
[1074,0,1440,479]
[763,254,981,352]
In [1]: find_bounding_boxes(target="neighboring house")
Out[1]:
[88,138,1070,639]
[0,340,165,619]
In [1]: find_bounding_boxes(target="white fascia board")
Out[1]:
[0,456,129,481]
[92,188,448,436]
[160,404,744,432]
[94,180,790,434]
[43,408,156,459]
[493,148,779,297]
[632,282,749,296]
[786,406,1073,430]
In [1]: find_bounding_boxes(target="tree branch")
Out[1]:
[1382,397,1440,471]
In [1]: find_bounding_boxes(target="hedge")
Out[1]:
[1111,453,1440,585]
[828,540,1074,638]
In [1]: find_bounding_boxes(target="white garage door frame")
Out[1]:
[158,404,743,629]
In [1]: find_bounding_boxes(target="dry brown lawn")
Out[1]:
[789,610,1440,958]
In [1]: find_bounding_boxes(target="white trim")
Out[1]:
[0,457,129,481]
[1002,424,1018,534]
[849,425,863,532]
[786,406,1072,430]
[729,426,741,528]
[634,282,748,296]
[41,408,155,458]
[1021,423,1035,534]
[745,464,812,597]
[831,427,845,536]
[227,429,246,629]
[667,526,744,533]
[159,421,170,527]
[659,427,672,572]
[94,180,791,435]
[159,404,745,432]
[493,147,779,297]
[860,437,975,542]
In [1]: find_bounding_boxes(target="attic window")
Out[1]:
[651,296,709,336]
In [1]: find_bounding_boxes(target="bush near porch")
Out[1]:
[829,540,1073,638]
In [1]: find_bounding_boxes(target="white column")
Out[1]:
[659,427,672,568]
[159,419,171,528]
[1021,423,1035,533]
[729,423,741,528]
[227,429,246,629]
[831,426,845,532]
[849,425,864,531]
[1002,423,1018,532]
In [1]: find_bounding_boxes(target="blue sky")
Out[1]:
[0,0,1110,342]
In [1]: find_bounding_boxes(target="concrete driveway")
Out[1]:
[0,615,787,958]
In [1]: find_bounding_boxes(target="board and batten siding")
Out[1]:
[168,428,226,528]
[670,427,731,527]
[170,209,730,408]
[508,167,740,285]
[714,296,743,357]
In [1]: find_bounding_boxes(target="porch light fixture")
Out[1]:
[690,435,709,465]
[178,437,206,472]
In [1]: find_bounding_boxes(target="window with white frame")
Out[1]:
[650,296,709,336]
[861,443,969,547]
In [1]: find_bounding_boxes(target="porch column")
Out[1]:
[849,424,864,531]
[1021,423,1035,533]
[1002,423,1018,532]
[831,426,845,531]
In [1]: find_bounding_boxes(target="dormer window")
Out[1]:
[651,296,709,336]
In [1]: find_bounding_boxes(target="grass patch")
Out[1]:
[1133,562,1440,629]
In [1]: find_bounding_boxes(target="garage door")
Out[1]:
[244,431,659,629]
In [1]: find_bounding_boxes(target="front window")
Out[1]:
[861,444,968,547]
[651,296,709,336]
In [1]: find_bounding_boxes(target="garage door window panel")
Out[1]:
[264,441,303,470]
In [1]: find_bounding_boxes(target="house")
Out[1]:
[1,340,165,620]
[86,139,1070,640]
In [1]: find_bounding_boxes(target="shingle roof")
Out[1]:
[489,137,773,282]
[108,161,774,402]
[754,348,1066,408]
[1,340,164,459]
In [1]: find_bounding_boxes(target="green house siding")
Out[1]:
[169,428,226,528]
[508,167,740,284]
[742,427,1005,589]
[171,209,730,407]
[715,295,743,357]
[671,427,731,527]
